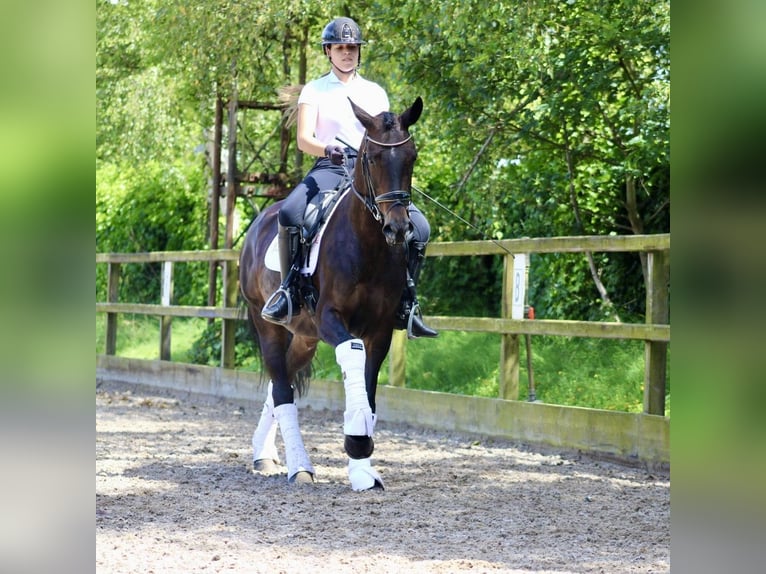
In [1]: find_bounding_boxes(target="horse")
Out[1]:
[238,96,424,491]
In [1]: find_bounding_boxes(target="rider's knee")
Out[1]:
[408,206,431,244]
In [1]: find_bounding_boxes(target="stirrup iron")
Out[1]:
[262,284,295,325]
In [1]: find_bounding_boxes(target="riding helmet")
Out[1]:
[321,17,366,46]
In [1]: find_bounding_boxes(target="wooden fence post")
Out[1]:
[160,261,173,361]
[388,329,407,387]
[106,263,121,355]
[221,74,239,370]
[207,96,224,314]
[644,249,670,415]
[499,253,520,400]
[221,260,238,369]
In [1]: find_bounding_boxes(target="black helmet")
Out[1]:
[321,17,366,46]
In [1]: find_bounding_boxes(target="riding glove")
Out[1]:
[324,144,344,166]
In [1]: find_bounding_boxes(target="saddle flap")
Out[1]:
[264,187,351,275]
[302,187,346,239]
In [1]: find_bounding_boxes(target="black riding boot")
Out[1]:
[261,224,301,324]
[395,242,438,339]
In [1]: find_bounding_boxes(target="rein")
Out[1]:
[351,134,413,224]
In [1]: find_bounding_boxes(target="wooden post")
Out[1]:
[207,96,223,313]
[221,78,239,369]
[499,253,520,400]
[160,261,173,361]
[644,250,669,415]
[105,263,121,355]
[221,259,238,369]
[388,329,407,387]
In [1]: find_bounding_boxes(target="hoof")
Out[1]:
[366,479,385,491]
[348,458,384,491]
[288,470,315,485]
[252,458,280,474]
[353,479,384,492]
[344,435,374,460]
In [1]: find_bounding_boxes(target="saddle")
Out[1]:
[301,185,346,245]
[292,182,350,315]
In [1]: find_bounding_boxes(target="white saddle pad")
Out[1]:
[264,188,350,275]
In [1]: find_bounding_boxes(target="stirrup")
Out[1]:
[405,301,422,339]
[404,301,438,339]
[261,286,295,325]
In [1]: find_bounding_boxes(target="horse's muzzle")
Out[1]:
[382,213,413,245]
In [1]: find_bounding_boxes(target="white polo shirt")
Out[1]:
[298,70,390,150]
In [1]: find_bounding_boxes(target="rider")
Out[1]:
[261,16,437,338]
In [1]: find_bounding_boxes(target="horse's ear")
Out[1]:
[401,96,423,131]
[349,98,376,132]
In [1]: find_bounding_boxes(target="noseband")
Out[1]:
[352,134,413,224]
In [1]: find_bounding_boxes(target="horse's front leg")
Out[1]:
[319,308,385,490]
[335,338,376,459]
[347,335,392,490]
[333,333,397,491]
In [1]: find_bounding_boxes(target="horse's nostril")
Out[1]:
[382,223,404,245]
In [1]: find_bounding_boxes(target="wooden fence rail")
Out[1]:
[96,234,669,415]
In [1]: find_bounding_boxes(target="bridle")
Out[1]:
[351,133,414,224]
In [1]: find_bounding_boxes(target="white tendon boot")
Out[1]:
[273,403,315,483]
[336,339,383,490]
[335,339,376,437]
[251,381,280,469]
[348,457,384,492]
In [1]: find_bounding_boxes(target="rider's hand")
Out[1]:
[324,144,344,166]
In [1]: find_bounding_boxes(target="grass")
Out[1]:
[96,314,208,363]
[97,315,670,416]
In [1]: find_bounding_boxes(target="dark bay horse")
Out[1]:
[239,97,424,490]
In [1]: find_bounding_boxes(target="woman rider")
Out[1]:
[261,16,437,339]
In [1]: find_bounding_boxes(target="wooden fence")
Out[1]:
[96,234,669,416]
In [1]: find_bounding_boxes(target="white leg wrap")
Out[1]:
[335,339,375,436]
[273,403,314,481]
[251,381,279,463]
[348,457,384,491]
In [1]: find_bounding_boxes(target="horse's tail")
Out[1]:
[294,363,312,399]
[278,84,304,128]
[240,301,264,379]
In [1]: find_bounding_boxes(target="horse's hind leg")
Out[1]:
[258,328,316,484]
[254,392,314,483]
[251,381,280,474]
[273,402,314,484]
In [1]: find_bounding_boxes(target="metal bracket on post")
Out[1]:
[514,254,537,402]
[160,261,174,361]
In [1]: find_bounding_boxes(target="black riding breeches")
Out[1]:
[278,156,349,228]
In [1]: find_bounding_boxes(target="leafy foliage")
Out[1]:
[96,0,669,337]
[96,160,209,304]
[188,319,261,369]
[365,0,669,319]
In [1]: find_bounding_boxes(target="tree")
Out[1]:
[366,0,669,320]
[96,0,669,322]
